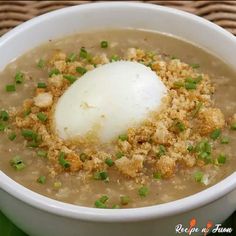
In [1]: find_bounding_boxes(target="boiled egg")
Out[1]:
[54,61,167,143]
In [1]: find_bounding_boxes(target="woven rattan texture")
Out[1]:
[0,1,236,36]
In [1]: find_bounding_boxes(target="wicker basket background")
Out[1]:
[0,1,236,36]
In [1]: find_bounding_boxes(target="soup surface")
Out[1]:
[0,29,236,208]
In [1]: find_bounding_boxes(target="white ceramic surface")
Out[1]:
[0,2,236,236]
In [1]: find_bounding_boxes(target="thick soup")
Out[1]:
[0,29,235,208]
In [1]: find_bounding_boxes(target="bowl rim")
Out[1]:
[0,1,236,223]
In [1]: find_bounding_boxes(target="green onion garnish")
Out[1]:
[37,82,47,88]
[6,84,16,92]
[192,102,202,118]
[116,151,124,159]
[93,171,108,180]
[110,55,120,62]
[190,63,200,69]
[14,71,24,84]
[37,59,45,69]
[76,67,87,75]
[0,110,9,121]
[8,132,16,141]
[210,129,221,140]
[138,186,149,197]
[66,53,77,62]
[94,195,109,208]
[79,153,88,162]
[10,156,25,170]
[194,171,203,182]
[58,152,70,168]
[63,75,76,84]
[153,172,162,180]
[37,176,46,184]
[79,47,88,59]
[231,123,236,130]
[187,145,194,152]
[173,81,184,88]
[37,150,48,158]
[21,129,37,140]
[156,145,166,158]
[37,112,47,122]
[0,123,6,131]
[220,136,230,144]
[23,109,31,117]
[105,158,114,167]
[53,181,62,189]
[118,134,128,141]
[175,121,186,132]
[100,41,108,48]
[48,68,60,77]
[217,154,227,164]
[120,195,130,205]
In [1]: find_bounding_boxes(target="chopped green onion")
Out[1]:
[116,151,124,159]
[138,186,149,197]
[53,181,62,189]
[173,81,184,88]
[110,55,120,62]
[217,154,227,164]
[37,82,47,88]
[192,102,202,118]
[153,172,162,180]
[63,74,76,84]
[231,123,236,130]
[120,195,130,205]
[23,109,31,117]
[0,110,9,121]
[220,136,230,144]
[105,158,114,167]
[185,81,197,90]
[194,171,203,182]
[93,171,108,180]
[195,140,212,163]
[21,129,37,140]
[118,134,128,141]
[171,55,177,60]
[58,152,70,168]
[37,176,46,184]
[5,84,16,92]
[112,204,120,209]
[48,68,60,77]
[76,67,87,75]
[80,153,88,162]
[8,132,16,141]
[210,129,221,140]
[0,123,6,131]
[195,75,203,83]
[14,71,24,84]
[37,59,45,69]
[100,41,108,48]
[66,53,77,62]
[175,121,186,132]
[187,145,194,152]
[190,63,200,69]
[37,112,47,122]
[94,200,107,208]
[79,47,88,59]
[99,195,109,203]
[10,156,25,170]
[37,150,48,158]
[156,145,166,158]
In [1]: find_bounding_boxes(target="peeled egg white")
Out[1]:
[54,61,167,143]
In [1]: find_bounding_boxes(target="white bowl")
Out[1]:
[0,2,236,236]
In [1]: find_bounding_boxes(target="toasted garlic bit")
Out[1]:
[34,92,53,108]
